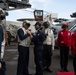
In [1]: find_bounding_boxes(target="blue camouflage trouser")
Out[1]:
[34,45,43,75]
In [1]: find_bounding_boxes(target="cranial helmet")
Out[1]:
[62,22,68,28]
[0,8,5,20]
[23,20,30,27]
[43,21,50,26]
[35,22,41,27]
[35,22,42,30]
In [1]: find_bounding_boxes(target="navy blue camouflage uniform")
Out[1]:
[32,30,45,75]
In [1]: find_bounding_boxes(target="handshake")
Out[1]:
[26,29,33,38]
[27,29,32,35]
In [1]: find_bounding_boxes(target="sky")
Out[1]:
[6,0,76,21]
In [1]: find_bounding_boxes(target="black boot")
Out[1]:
[44,68,52,72]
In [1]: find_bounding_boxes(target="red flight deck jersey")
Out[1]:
[71,32,76,55]
[57,29,72,47]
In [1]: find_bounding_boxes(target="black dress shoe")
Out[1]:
[44,68,52,72]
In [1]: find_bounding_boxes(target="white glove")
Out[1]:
[52,46,54,50]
